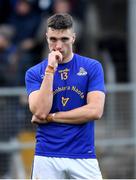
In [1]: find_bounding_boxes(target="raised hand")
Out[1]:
[48,50,63,70]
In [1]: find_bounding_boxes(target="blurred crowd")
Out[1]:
[0,0,128,85]
[0,0,89,86]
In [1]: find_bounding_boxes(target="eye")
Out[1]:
[61,37,69,42]
[49,37,57,43]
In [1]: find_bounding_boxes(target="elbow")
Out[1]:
[34,112,48,120]
[94,110,103,120]
[88,108,103,120]
[95,113,102,120]
[29,105,48,120]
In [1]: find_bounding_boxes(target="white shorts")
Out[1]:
[32,155,103,179]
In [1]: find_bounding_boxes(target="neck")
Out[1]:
[60,52,74,64]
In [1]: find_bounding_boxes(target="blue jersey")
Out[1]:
[25,54,105,159]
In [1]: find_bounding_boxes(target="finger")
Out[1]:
[55,53,63,62]
[31,115,42,124]
[31,119,48,124]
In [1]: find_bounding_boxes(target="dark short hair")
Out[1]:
[47,13,73,30]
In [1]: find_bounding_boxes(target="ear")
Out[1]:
[72,33,76,44]
[45,33,48,42]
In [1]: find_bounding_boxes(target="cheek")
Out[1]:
[63,45,72,55]
[49,43,55,50]
[66,44,72,50]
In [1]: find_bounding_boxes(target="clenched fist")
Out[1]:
[48,50,63,70]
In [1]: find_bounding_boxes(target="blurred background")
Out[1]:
[0,0,135,179]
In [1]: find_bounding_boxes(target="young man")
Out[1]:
[25,13,105,179]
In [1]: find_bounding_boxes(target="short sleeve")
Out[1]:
[88,62,106,93]
[25,69,41,96]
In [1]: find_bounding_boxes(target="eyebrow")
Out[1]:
[49,37,57,40]
[49,37,70,41]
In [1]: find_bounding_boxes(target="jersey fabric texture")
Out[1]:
[25,53,105,159]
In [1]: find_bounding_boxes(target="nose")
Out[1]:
[55,40,62,51]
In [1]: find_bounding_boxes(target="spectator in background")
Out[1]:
[37,0,53,15]
[0,25,18,86]
[8,0,41,85]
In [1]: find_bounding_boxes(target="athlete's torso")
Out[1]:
[25,53,105,158]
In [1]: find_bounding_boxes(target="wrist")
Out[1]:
[47,113,56,122]
[45,72,54,76]
[45,65,55,74]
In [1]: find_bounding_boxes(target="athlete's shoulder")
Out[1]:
[25,58,48,82]
[74,53,101,66]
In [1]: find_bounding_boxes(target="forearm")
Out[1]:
[48,104,103,124]
[29,51,62,120]
[29,71,54,120]
[35,74,54,119]
[33,91,105,124]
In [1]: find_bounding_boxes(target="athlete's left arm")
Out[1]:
[47,91,105,124]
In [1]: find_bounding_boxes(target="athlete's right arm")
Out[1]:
[28,51,62,120]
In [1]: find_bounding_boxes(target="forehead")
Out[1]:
[47,27,74,37]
